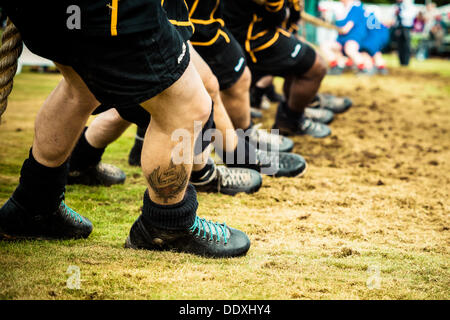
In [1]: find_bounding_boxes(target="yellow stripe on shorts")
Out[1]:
[110,0,119,36]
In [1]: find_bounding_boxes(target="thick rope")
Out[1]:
[0,19,23,123]
[301,12,339,31]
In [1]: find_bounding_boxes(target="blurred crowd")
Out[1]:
[316,0,449,74]
[412,2,448,60]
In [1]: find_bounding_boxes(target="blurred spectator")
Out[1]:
[430,15,447,50]
[393,0,416,66]
[424,2,438,34]
[0,7,7,28]
[413,11,425,33]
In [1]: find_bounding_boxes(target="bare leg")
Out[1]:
[284,54,327,113]
[32,63,100,167]
[255,75,273,88]
[189,44,238,161]
[343,40,364,67]
[360,52,374,70]
[220,67,252,130]
[320,41,340,65]
[373,52,386,68]
[85,109,132,149]
[140,60,211,205]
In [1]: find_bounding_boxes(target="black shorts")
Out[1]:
[10,6,189,110]
[163,0,194,42]
[246,32,316,84]
[193,28,247,90]
[73,22,190,109]
[110,104,151,130]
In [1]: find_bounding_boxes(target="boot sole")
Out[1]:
[0,227,89,241]
[125,235,249,259]
[193,181,262,196]
[273,161,308,178]
[276,127,331,139]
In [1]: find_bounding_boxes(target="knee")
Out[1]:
[61,79,98,114]
[237,67,252,91]
[186,90,213,128]
[196,96,213,126]
[96,109,129,129]
[304,54,327,82]
[344,41,359,54]
[315,55,327,79]
[202,72,221,101]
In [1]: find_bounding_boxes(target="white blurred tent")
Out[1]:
[16,44,54,74]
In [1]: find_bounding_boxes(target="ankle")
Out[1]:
[69,127,105,171]
[12,149,67,214]
[191,158,216,184]
[141,184,198,230]
[281,102,303,119]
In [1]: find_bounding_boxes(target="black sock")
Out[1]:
[136,126,146,140]
[251,86,265,108]
[190,158,215,183]
[243,121,254,132]
[218,136,258,167]
[281,101,303,118]
[141,184,198,230]
[12,149,68,215]
[264,83,275,95]
[69,127,105,171]
[254,86,265,97]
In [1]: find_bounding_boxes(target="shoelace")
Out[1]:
[254,149,279,169]
[189,216,229,244]
[305,108,329,118]
[300,117,320,132]
[216,166,250,191]
[60,201,83,224]
[320,94,344,108]
[250,123,283,146]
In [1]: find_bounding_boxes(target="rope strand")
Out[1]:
[0,19,23,123]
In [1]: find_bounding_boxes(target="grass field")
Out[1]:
[0,56,449,300]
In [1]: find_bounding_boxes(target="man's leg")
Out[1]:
[283,54,327,114]
[32,64,100,167]
[220,67,252,130]
[125,59,251,257]
[189,44,238,156]
[266,39,332,138]
[1,63,98,239]
[187,45,262,194]
[68,108,129,186]
[219,66,295,153]
[85,109,132,149]
[250,76,276,110]
[190,46,305,178]
[67,46,261,192]
[400,29,411,66]
[139,61,209,204]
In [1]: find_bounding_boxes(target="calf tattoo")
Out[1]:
[147,159,188,203]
